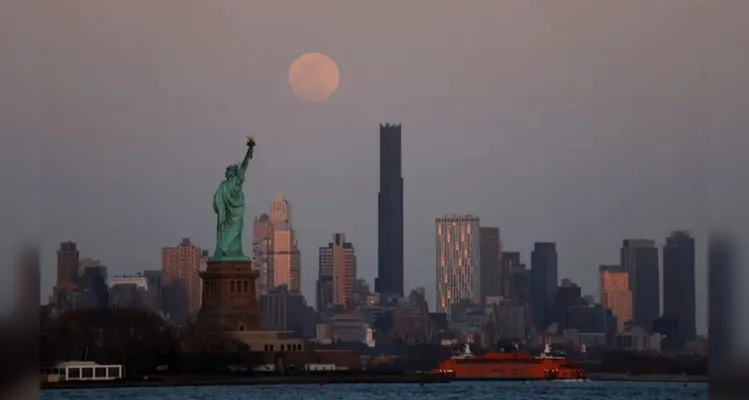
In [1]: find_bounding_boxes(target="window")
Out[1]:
[82,367,94,378]
[230,281,236,292]
[243,280,248,292]
[68,368,80,379]
[281,344,285,351]
[107,367,121,379]
[95,367,107,378]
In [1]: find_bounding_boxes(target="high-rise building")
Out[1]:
[501,252,522,299]
[78,257,100,282]
[108,274,149,309]
[317,245,333,316]
[479,227,501,304]
[490,302,531,340]
[269,194,291,226]
[599,265,633,332]
[376,123,404,301]
[56,242,80,287]
[553,280,582,328]
[620,239,660,331]
[318,233,357,310]
[508,263,530,304]
[252,213,274,295]
[530,242,558,331]
[260,285,306,333]
[436,214,480,320]
[143,270,162,312]
[708,234,734,374]
[161,238,204,321]
[78,263,108,309]
[662,231,696,343]
[272,223,301,292]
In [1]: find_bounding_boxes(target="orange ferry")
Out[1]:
[433,343,586,380]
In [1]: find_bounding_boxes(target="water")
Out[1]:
[43,381,707,400]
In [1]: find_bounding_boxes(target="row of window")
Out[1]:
[43,366,122,381]
[263,343,303,352]
[204,280,253,295]
[454,358,556,365]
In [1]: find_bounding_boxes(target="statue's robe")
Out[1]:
[212,169,246,259]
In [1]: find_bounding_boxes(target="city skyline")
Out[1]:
[43,189,705,334]
[42,188,708,333]
[29,1,744,335]
[48,225,700,333]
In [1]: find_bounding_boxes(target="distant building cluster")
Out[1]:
[46,123,702,356]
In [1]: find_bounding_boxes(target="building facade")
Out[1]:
[599,266,633,332]
[500,251,521,299]
[143,270,162,312]
[479,227,501,305]
[78,264,109,309]
[161,238,205,321]
[376,123,404,301]
[530,242,558,331]
[318,233,357,311]
[553,281,582,329]
[56,242,80,288]
[108,274,149,309]
[662,231,696,344]
[508,263,531,305]
[259,286,306,333]
[621,239,660,331]
[252,213,274,295]
[272,223,301,293]
[436,214,480,320]
[269,194,291,226]
[317,244,333,316]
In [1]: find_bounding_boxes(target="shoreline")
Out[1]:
[42,372,708,390]
[41,374,452,390]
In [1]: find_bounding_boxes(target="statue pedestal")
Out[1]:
[194,259,263,344]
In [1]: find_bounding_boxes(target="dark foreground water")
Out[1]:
[43,381,707,400]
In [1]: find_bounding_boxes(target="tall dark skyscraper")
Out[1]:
[662,231,696,343]
[56,241,80,287]
[479,226,501,304]
[375,123,404,301]
[530,242,558,331]
[621,239,660,331]
[708,234,734,375]
[500,251,521,299]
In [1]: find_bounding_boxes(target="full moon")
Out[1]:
[288,52,340,102]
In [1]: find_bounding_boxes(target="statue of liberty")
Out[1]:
[211,136,255,261]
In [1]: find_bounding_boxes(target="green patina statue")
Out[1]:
[211,136,256,261]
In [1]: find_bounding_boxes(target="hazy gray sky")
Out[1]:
[4,1,749,333]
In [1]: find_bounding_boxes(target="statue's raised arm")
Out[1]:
[239,135,255,175]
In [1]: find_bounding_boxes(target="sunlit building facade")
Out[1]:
[270,194,291,226]
[272,223,301,293]
[161,238,205,321]
[599,265,633,332]
[318,233,357,311]
[252,213,274,295]
[436,214,480,321]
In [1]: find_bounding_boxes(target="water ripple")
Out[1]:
[43,381,707,400]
